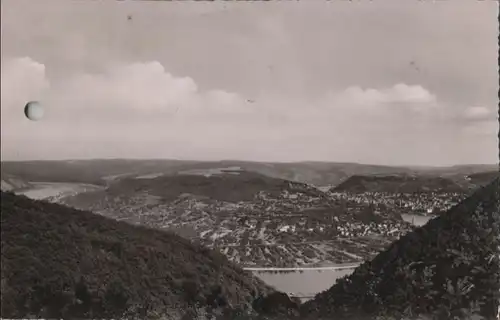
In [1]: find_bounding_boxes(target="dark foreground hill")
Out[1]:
[300,178,500,320]
[331,174,465,194]
[0,192,279,320]
[466,171,500,189]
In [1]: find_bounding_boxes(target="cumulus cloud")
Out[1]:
[1,56,495,166]
[345,84,436,105]
[1,57,50,110]
[462,106,497,122]
[1,57,260,132]
[459,106,497,142]
[313,84,442,137]
[323,83,438,118]
[0,58,443,124]
[52,61,253,117]
[0,57,271,161]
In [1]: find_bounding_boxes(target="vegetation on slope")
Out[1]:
[0,192,276,320]
[301,178,500,320]
[466,171,500,189]
[64,171,327,208]
[331,174,465,194]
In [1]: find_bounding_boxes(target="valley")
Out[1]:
[2,163,486,270]
[1,160,498,319]
[1,164,494,270]
[48,169,475,269]
[54,171,405,268]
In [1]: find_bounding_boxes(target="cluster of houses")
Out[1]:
[65,187,428,267]
[330,191,465,216]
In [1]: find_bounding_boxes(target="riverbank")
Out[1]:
[252,267,356,301]
[16,182,104,201]
[401,213,435,226]
[244,262,359,272]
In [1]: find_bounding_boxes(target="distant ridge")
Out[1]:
[2,159,495,189]
[331,174,465,194]
[301,178,500,320]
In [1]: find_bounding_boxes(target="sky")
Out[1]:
[1,0,498,166]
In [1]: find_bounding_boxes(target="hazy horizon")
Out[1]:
[1,0,498,166]
[1,156,497,169]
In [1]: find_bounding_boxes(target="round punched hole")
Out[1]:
[24,101,44,121]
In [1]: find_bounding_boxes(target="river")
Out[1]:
[251,266,356,301]
[400,213,435,227]
[251,214,435,300]
[18,182,103,201]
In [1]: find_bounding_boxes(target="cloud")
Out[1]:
[54,61,251,116]
[1,57,50,110]
[0,58,449,125]
[322,83,438,119]
[0,57,269,159]
[341,84,436,109]
[462,106,497,122]
[460,106,497,139]
[0,56,496,166]
[67,61,198,107]
[345,83,436,105]
[1,58,258,128]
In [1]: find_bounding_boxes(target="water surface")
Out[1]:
[253,268,354,300]
[401,213,435,226]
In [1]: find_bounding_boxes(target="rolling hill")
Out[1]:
[0,159,415,188]
[3,159,494,188]
[331,174,466,194]
[300,177,500,320]
[77,170,327,203]
[0,192,280,320]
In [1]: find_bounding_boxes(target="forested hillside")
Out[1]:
[0,192,277,319]
[302,178,500,320]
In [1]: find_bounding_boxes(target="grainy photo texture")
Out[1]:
[1,1,499,320]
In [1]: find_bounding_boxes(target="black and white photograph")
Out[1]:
[1,0,499,319]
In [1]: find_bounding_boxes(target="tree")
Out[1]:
[103,279,130,316]
[73,276,92,317]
